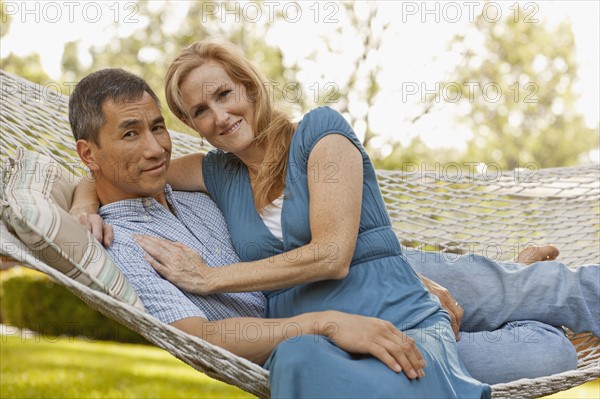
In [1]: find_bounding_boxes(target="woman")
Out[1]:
[135,37,491,398]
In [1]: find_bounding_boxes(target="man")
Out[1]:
[68,68,427,376]
[69,68,591,384]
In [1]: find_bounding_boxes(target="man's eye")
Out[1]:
[123,131,136,138]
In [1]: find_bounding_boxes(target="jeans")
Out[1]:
[404,249,597,383]
[456,321,577,384]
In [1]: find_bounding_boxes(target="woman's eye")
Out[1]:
[219,90,231,99]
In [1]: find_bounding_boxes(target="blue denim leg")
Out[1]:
[457,321,578,384]
[403,248,599,336]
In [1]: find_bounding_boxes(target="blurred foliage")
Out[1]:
[0,0,10,37]
[397,3,598,170]
[60,0,291,136]
[0,0,48,81]
[374,136,458,171]
[0,267,146,343]
[1,1,596,169]
[296,2,387,149]
[1,52,51,83]
[455,7,598,169]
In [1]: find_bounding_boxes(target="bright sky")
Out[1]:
[1,0,598,159]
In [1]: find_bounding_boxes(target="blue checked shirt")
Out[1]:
[99,185,266,324]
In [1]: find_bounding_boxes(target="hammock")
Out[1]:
[0,69,598,398]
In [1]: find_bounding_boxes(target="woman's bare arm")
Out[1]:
[167,153,207,192]
[137,133,363,293]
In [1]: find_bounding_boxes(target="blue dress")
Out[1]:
[204,107,491,398]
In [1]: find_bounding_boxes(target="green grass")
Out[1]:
[1,333,598,398]
[543,378,599,398]
[0,334,255,398]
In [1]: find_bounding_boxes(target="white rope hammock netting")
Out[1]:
[0,70,598,398]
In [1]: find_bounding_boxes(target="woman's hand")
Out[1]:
[134,235,214,294]
[418,274,463,341]
[70,210,114,247]
[322,311,426,380]
[70,174,113,247]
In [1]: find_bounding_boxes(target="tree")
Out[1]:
[60,0,289,136]
[373,137,457,172]
[1,0,11,38]
[444,5,597,169]
[297,2,387,149]
[1,53,51,83]
[0,0,51,83]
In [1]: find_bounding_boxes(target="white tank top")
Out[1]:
[259,196,284,241]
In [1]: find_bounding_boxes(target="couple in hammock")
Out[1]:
[69,38,598,398]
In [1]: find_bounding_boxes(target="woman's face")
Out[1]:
[179,61,256,156]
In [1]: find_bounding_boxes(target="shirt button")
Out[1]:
[143,215,150,222]
[143,199,152,206]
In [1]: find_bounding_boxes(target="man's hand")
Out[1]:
[134,235,213,294]
[322,311,426,380]
[419,274,463,341]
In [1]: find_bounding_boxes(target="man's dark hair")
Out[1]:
[68,68,161,146]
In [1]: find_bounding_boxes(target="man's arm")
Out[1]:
[110,235,425,379]
[173,310,426,380]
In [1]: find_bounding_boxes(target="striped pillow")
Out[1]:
[0,148,144,311]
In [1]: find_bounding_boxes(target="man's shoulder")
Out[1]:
[171,190,221,214]
[171,189,213,202]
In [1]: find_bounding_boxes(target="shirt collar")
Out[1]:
[99,184,178,222]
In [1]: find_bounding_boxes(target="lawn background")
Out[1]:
[0,334,254,398]
[1,332,597,398]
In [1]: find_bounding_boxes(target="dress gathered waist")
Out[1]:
[264,226,403,299]
[349,226,402,266]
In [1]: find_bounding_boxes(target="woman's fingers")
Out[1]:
[75,212,114,248]
[132,235,210,294]
[134,235,181,262]
[143,254,167,275]
[134,234,171,251]
[102,223,114,247]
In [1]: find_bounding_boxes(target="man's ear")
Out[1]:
[76,140,100,171]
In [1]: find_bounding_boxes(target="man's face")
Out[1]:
[84,92,172,204]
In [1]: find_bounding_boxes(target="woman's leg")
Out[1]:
[457,321,578,384]
[403,249,599,336]
[265,322,490,398]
